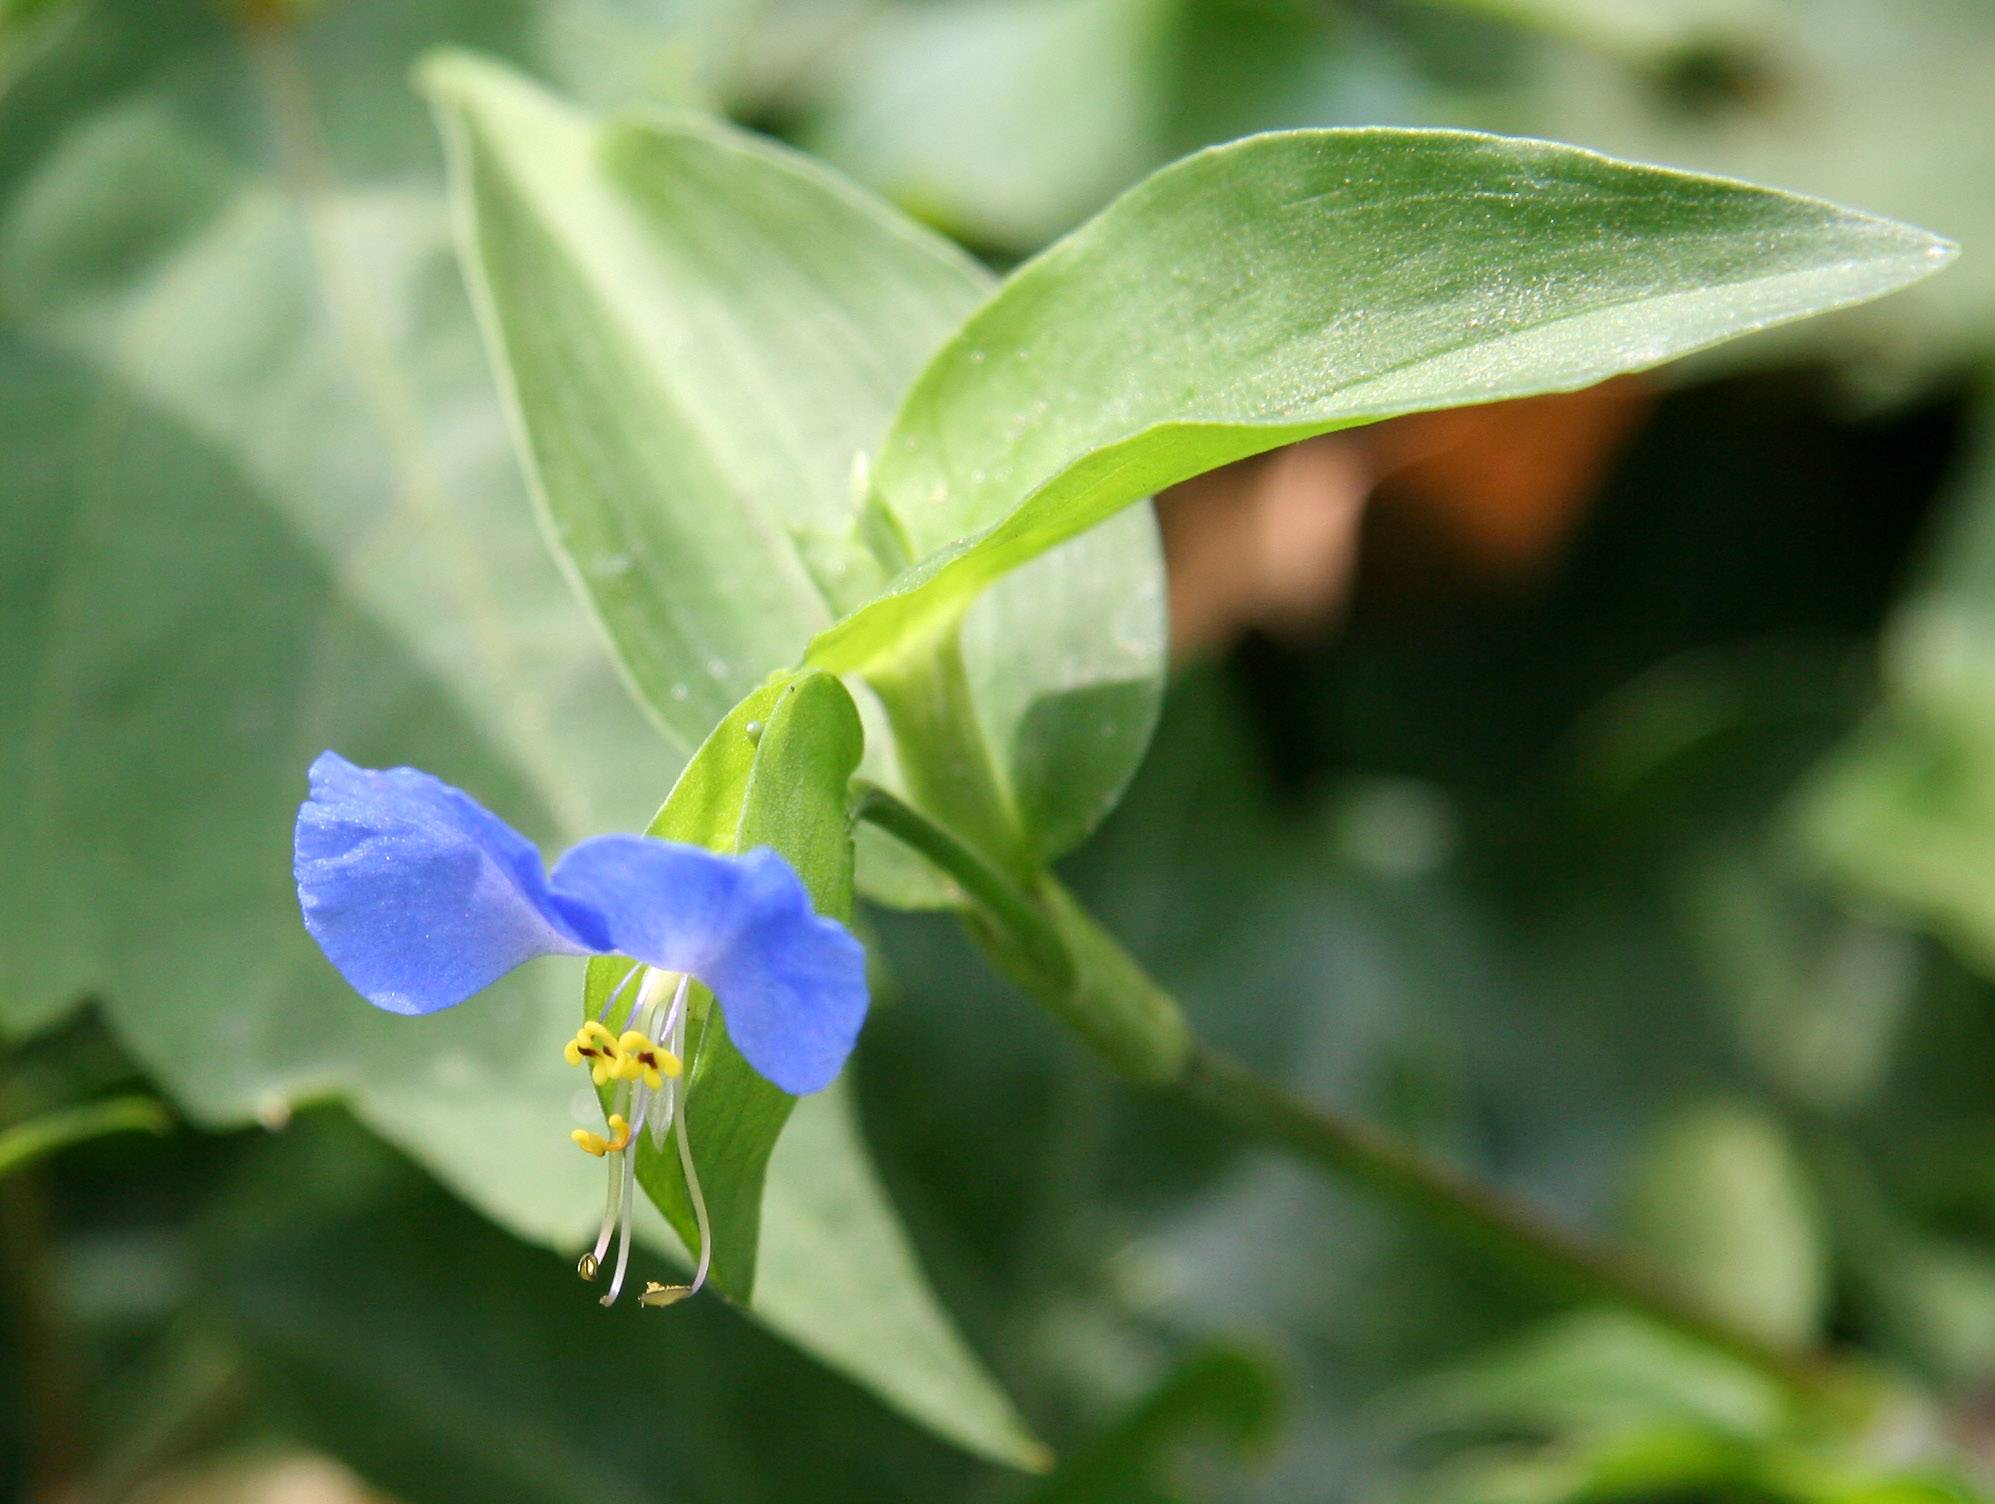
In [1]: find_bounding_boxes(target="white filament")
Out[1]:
[583,969,709,1306]
[670,997,712,1296]
[585,1077,635,1273]
[601,1134,639,1307]
[648,974,691,1151]
[595,962,645,1026]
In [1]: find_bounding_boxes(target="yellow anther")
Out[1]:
[638,1280,696,1308]
[615,1031,682,1091]
[563,1021,624,1086]
[570,1113,631,1158]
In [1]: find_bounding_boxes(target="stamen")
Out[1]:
[570,1112,630,1157]
[595,962,646,1027]
[574,972,709,1310]
[578,1081,634,1287]
[614,1030,682,1090]
[649,974,692,1152]
[648,1079,675,1154]
[639,1113,711,1307]
[639,1000,710,1309]
[600,1132,640,1307]
[579,1134,623,1281]
[563,1020,624,1086]
[670,993,713,1299]
[659,972,691,1042]
[624,1071,660,1142]
[628,965,676,1028]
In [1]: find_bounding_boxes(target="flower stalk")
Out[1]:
[853,785,1838,1403]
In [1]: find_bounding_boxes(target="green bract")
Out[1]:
[583,673,857,1305]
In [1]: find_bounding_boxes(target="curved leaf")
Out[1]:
[807,128,1954,671]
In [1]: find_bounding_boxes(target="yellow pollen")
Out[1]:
[563,1021,624,1086]
[570,1113,631,1158]
[638,1281,697,1308]
[615,1030,682,1090]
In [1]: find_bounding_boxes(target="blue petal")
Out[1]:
[295,752,603,1015]
[549,837,867,1094]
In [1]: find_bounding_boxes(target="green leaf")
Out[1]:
[1386,1309,1788,1445]
[0,0,82,103]
[1415,0,1761,64]
[1822,1155,1995,1392]
[806,129,1953,672]
[799,0,1430,257]
[800,0,1171,249]
[757,1079,1051,1472]
[1019,1342,1281,1504]
[0,0,667,1067]
[426,53,1165,886]
[1489,0,1995,377]
[0,1093,170,1180]
[1623,1100,1828,1350]
[427,54,930,737]
[1380,1311,1972,1504]
[1803,402,1995,980]
[214,1112,1035,1504]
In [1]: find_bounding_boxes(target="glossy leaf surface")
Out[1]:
[808,129,1953,671]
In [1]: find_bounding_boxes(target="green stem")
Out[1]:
[855,783,1186,1081]
[852,781,1069,986]
[1391,0,1761,73]
[68,1335,250,1504]
[854,794,1835,1401]
[1180,1045,1831,1396]
[0,1095,172,1182]
[863,636,1034,884]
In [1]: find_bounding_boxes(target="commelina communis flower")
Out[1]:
[293,751,867,1306]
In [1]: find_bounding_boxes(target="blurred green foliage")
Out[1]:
[4,2,1994,1503]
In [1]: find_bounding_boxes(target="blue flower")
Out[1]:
[293,750,868,1305]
